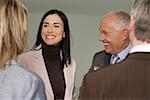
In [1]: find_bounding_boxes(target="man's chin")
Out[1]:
[104,49,111,54]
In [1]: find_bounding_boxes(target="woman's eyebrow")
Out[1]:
[43,22,63,26]
[53,22,63,26]
[43,22,49,24]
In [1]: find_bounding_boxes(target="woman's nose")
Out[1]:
[48,27,53,33]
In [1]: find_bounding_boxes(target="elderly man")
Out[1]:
[89,11,131,72]
[79,0,150,99]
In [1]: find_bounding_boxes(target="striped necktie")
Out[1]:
[111,55,120,64]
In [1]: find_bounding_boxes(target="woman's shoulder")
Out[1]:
[65,58,76,70]
[70,58,76,66]
[0,60,45,100]
[19,49,41,59]
[5,60,41,81]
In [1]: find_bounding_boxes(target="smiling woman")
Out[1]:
[18,9,76,100]
[41,14,65,46]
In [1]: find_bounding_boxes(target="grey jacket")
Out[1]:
[0,60,46,100]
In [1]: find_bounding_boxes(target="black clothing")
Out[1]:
[42,43,66,99]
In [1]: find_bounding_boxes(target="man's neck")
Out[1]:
[132,39,150,47]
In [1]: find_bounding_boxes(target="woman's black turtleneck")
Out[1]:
[42,43,66,99]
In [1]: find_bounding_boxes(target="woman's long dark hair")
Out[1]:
[32,9,71,68]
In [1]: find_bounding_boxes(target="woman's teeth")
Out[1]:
[47,35,55,39]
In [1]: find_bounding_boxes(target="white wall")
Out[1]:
[69,14,105,86]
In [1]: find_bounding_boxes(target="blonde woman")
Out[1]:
[0,0,46,99]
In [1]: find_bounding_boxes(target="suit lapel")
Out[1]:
[103,53,111,66]
[33,49,54,99]
[33,49,76,100]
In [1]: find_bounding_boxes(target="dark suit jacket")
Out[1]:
[89,50,111,72]
[79,52,150,100]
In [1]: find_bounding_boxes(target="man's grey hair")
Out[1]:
[130,0,150,41]
[104,10,130,31]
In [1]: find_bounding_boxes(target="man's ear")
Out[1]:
[130,16,135,33]
[122,16,135,41]
[122,28,129,41]
[63,32,65,38]
[129,16,139,45]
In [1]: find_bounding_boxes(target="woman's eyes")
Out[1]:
[43,24,48,27]
[54,25,60,28]
[43,24,60,28]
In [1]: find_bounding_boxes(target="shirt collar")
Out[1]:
[111,43,132,63]
[130,44,150,53]
[117,43,132,60]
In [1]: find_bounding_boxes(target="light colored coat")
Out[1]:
[0,60,46,100]
[18,49,76,100]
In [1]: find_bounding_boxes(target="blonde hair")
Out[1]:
[0,0,28,69]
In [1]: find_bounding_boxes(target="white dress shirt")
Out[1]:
[130,44,150,53]
[110,44,132,64]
